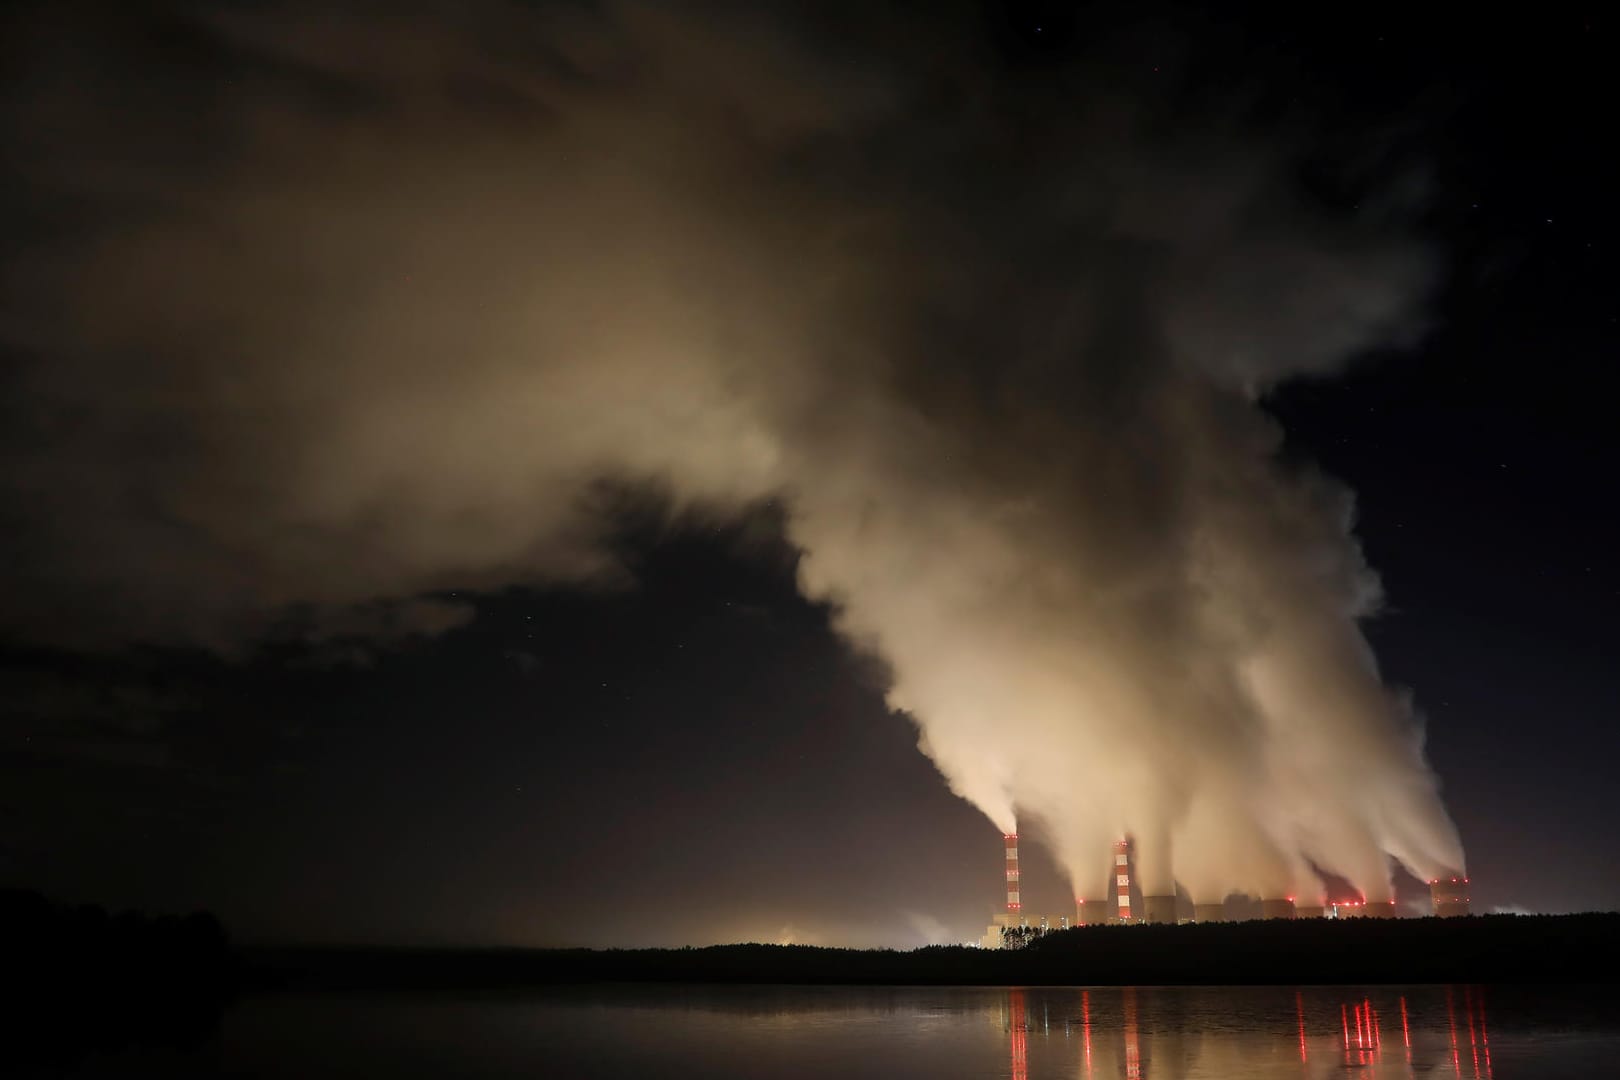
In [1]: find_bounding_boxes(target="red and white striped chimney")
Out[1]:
[1004,831,1021,918]
[1113,838,1133,923]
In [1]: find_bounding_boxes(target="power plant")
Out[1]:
[980,835,1473,945]
[1004,832,1021,917]
[1142,894,1178,926]
[1430,875,1471,917]
[1113,839,1133,923]
[1259,898,1296,920]
[978,832,1027,949]
[1072,840,1133,926]
[1075,899,1112,926]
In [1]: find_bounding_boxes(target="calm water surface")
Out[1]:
[62,984,1619,1078]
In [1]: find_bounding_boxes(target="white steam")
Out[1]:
[0,1,1463,906]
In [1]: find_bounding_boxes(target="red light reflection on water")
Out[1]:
[1458,990,1470,1075]
[1122,988,1141,1080]
[1296,991,1307,1063]
[1041,985,1494,1080]
[1459,985,1494,1080]
[1430,986,1499,1079]
[1345,1001,1373,1067]
[1335,993,1388,1068]
[1082,990,1092,1076]
[1008,989,1028,1080]
[1465,986,1480,1078]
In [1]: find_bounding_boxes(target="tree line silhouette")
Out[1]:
[7,882,1615,1072]
[247,912,1620,990]
[2,888,232,1069]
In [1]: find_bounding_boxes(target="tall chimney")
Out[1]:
[1004,831,1022,922]
[1113,839,1133,923]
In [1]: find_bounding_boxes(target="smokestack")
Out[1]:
[1005,832,1022,920]
[1113,839,1133,924]
[1142,895,1179,925]
[1259,898,1296,920]
[1430,875,1470,917]
[1193,902,1227,924]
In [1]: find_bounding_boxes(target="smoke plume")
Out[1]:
[0,1,1463,905]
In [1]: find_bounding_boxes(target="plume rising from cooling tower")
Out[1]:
[0,3,1464,906]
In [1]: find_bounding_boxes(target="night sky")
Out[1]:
[2,2,1616,947]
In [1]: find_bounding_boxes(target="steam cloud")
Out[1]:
[1,2,1463,906]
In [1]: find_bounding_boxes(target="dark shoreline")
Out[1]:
[242,912,1620,992]
[9,904,1616,1070]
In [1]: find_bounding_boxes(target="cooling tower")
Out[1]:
[1078,899,1113,926]
[1193,903,1227,924]
[1430,875,1470,917]
[1142,895,1178,925]
[1004,833,1022,918]
[1259,898,1296,920]
[1293,904,1326,919]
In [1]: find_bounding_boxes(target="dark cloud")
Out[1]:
[1,1,1460,910]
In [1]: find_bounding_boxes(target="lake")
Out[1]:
[48,984,1620,1078]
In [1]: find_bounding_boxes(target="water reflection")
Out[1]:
[993,985,1506,1079]
[56,981,1616,1079]
[1009,989,1028,1080]
[1294,991,1306,1063]
[1121,987,1140,1079]
[1082,989,1092,1075]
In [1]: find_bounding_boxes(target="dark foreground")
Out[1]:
[249,913,1620,991]
[8,891,1619,1073]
